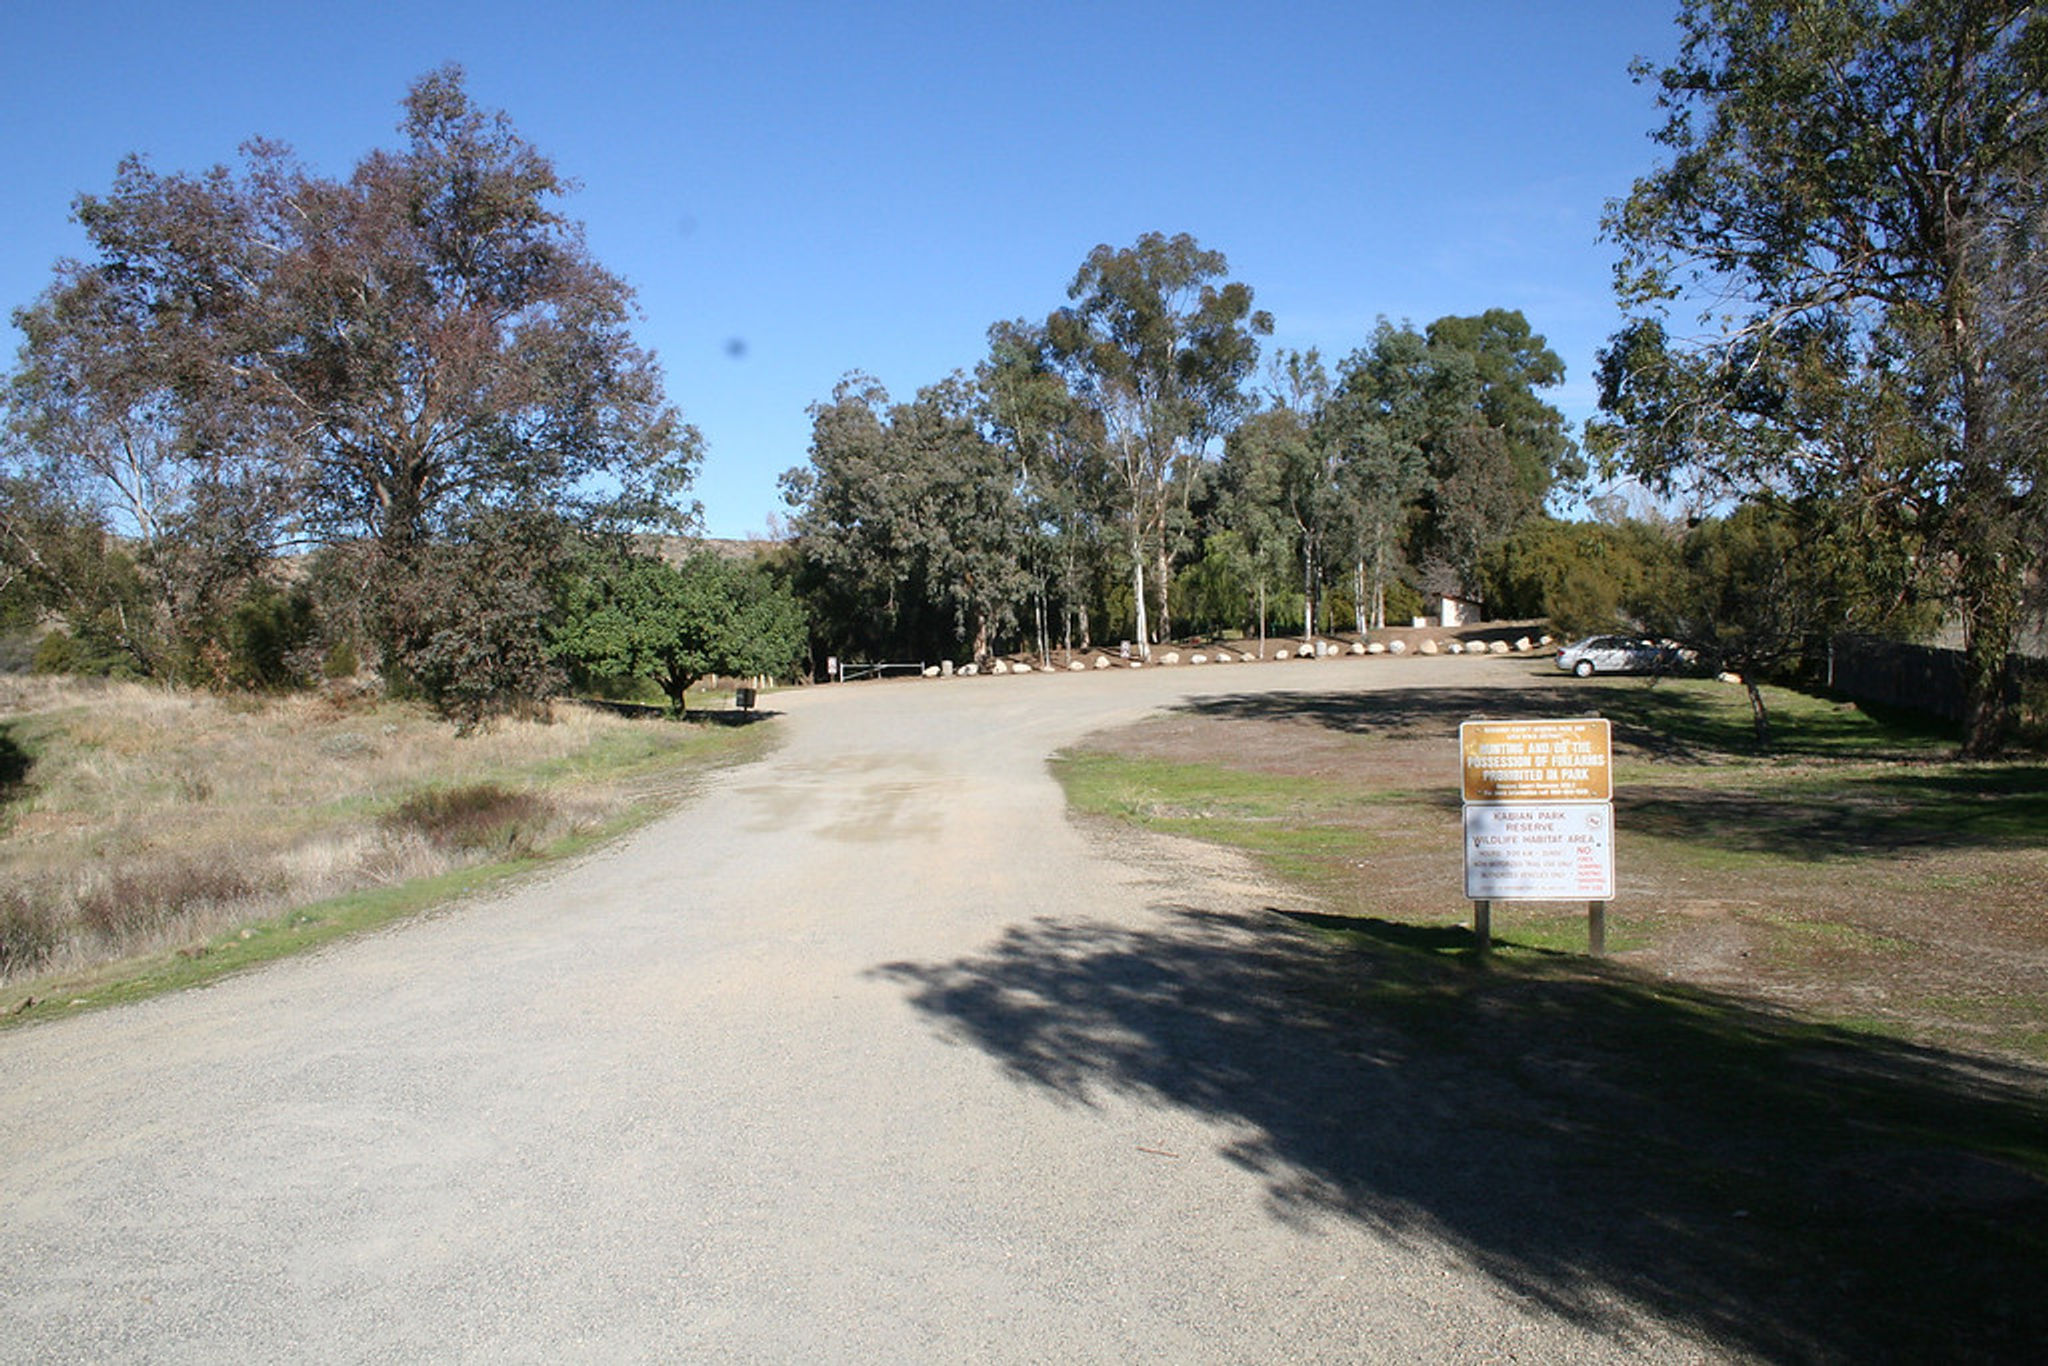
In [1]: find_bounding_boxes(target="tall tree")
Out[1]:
[1328,323,1435,630]
[1409,312,1575,599]
[1046,232,1271,656]
[12,66,700,707]
[1425,309,1582,510]
[980,320,1110,657]
[1599,0,2048,755]
[1224,350,1350,640]
[782,374,1028,664]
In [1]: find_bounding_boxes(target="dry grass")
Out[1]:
[0,677,756,985]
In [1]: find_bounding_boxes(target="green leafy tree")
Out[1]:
[782,374,1028,664]
[1425,309,1582,510]
[1046,232,1271,655]
[980,320,1111,657]
[1408,312,1574,601]
[1483,515,1678,637]
[0,473,152,675]
[553,548,806,712]
[1224,353,1349,641]
[1636,501,1828,748]
[1600,0,2048,755]
[1216,411,1312,651]
[1328,323,1436,630]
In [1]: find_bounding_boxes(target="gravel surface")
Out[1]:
[0,657,1721,1362]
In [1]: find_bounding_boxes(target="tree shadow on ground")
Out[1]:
[1177,683,1947,763]
[0,724,32,802]
[875,906,2048,1362]
[1622,766,2048,860]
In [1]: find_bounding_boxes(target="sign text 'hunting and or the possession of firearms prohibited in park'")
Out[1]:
[1460,718,1612,803]
[1460,719,1615,902]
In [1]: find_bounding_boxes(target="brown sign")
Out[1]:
[1459,719,1612,803]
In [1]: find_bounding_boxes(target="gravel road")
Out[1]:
[1,657,1716,1362]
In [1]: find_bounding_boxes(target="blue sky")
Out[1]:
[2,1,1680,539]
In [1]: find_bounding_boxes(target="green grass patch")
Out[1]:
[1052,749,1369,823]
[1053,749,1401,895]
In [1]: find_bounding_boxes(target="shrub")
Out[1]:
[382,783,553,856]
[74,860,279,943]
[225,581,320,691]
[0,888,60,976]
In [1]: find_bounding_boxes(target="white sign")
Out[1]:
[1464,803,1615,901]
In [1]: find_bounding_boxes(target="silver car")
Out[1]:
[1554,635,1678,677]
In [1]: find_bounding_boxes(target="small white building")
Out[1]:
[1433,594,1483,628]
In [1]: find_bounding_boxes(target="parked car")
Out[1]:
[1554,635,1680,677]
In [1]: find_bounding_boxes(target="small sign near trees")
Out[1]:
[1458,719,1615,955]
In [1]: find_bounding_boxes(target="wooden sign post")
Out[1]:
[1459,719,1615,957]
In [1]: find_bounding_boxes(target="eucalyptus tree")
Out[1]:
[5,189,287,675]
[782,373,1028,664]
[1215,413,1315,651]
[1328,323,1434,630]
[1222,349,1352,639]
[1599,0,2048,755]
[1046,232,1271,655]
[1425,309,1581,510]
[8,66,700,711]
[980,319,1110,657]
[1409,312,1575,601]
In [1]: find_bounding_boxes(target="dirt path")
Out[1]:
[0,657,1718,1362]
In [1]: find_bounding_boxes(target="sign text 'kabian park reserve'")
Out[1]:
[1458,719,1616,953]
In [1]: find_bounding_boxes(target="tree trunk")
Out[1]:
[1369,535,1388,631]
[1154,538,1174,645]
[1957,549,2018,758]
[1743,677,1772,751]
[1301,544,1315,645]
[1130,533,1151,660]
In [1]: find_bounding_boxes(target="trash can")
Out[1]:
[734,686,756,711]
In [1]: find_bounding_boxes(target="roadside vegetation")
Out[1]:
[1047,666,2048,1359]
[1055,670,2048,1062]
[9,12,2043,754]
[0,675,772,1023]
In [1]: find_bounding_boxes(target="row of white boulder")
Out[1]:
[921,635,1554,677]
